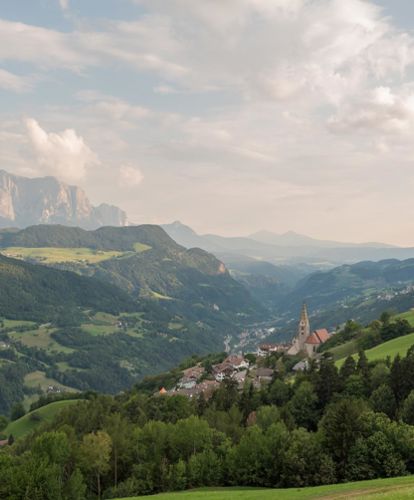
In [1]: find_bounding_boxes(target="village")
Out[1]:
[158,304,333,399]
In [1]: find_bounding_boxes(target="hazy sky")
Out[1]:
[1,1,414,245]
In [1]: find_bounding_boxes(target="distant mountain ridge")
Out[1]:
[248,230,395,249]
[0,169,127,229]
[162,221,414,265]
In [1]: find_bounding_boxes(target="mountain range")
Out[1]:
[0,170,127,229]
[162,221,414,266]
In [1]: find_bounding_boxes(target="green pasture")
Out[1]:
[0,246,124,264]
[118,476,414,499]
[336,332,414,367]
[4,399,80,439]
[9,326,73,353]
[24,370,76,394]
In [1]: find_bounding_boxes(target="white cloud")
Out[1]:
[119,164,144,187]
[329,86,414,134]
[25,118,99,182]
[59,0,69,10]
[0,69,32,93]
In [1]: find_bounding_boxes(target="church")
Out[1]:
[287,303,330,358]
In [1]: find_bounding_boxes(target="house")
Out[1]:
[233,370,247,386]
[256,344,279,356]
[0,439,9,447]
[177,377,197,390]
[224,355,249,370]
[255,367,274,384]
[292,360,309,372]
[213,362,234,382]
[257,343,290,356]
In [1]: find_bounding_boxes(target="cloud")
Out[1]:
[329,86,414,134]
[25,118,99,182]
[0,69,32,93]
[119,164,144,187]
[59,0,69,10]
[0,19,93,71]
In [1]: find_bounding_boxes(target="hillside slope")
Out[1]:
[0,225,262,324]
[0,254,137,321]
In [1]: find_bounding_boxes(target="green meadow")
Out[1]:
[118,476,414,499]
[1,246,125,264]
[337,332,414,367]
[4,399,81,439]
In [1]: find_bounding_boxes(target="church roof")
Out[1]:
[305,329,330,345]
[314,329,330,342]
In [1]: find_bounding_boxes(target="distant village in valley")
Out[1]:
[158,303,333,399]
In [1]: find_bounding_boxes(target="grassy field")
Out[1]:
[0,246,124,264]
[9,325,74,353]
[24,370,77,393]
[331,309,414,365]
[337,332,414,367]
[1,319,37,329]
[118,476,414,499]
[4,399,80,439]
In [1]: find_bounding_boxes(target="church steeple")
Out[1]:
[300,302,309,325]
[298,302,310,347]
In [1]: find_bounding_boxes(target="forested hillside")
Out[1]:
[3,345,414,499]
[0,254,137,322]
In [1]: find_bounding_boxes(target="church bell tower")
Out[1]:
[297,303,310,351]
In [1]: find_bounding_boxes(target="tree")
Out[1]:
[268,379,291,407]
[370,384,396,418]
[104,413,131,488]
[80,431,112,499]
[288,381,319,430]
[255,405,280,431]
[281,428,336,487]
[401,390,414,425]
[320,398,368,476]
[340,356,356,380]
[10,402,25,421]
[315,357,341,408]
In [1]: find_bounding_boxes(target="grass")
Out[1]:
[397,310,414,327]
[337,332,414,367]
[332,309,414,365]
[117,476,414,499]
[1,247,124,264]
[1,319,36,329]
[133,242,152,253]
[9,326,73,353]
[24,370,76,393]
[4,400,80,439]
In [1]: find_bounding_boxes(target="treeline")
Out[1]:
[3,348,414,498]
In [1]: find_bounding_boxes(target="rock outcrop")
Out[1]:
[0,170,127,229]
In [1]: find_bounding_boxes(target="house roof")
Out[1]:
[256,368,274,377]
[224,355,247,366]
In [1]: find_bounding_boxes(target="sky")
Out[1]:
[1,1,414,245]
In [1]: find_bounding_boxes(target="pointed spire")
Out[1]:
[300,302,309,323]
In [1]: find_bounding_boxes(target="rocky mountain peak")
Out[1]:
[0,170,127,229]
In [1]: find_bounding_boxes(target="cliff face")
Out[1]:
[0,170,127,229]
